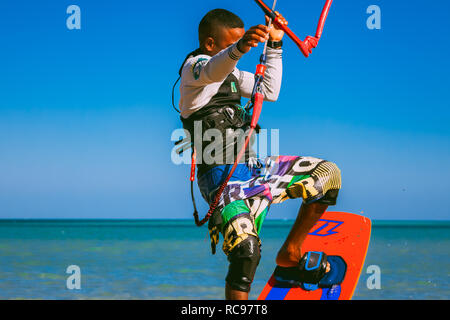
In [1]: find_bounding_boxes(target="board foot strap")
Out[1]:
[274,252,347,291]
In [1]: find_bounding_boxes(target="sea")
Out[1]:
[0,219,448,300]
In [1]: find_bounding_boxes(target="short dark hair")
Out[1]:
[198,9,244,44]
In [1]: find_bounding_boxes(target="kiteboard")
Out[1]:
[258,211,371,300]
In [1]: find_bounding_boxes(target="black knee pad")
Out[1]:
[225,235,261,293]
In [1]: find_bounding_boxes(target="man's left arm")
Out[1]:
[236,12,285,102]
[236,46,282,102]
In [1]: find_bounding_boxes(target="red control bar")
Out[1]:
[254,0,333,57]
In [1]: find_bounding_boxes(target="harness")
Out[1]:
[173,50,260,220]
[176,52,258,176]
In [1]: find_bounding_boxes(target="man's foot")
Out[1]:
[276,248,331,272]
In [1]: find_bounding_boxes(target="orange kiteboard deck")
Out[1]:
[258,211,371,300]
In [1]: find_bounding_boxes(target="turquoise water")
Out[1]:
[0,219,448,300]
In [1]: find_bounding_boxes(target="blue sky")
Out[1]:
[0,1,449,220]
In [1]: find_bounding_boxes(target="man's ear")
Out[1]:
[204,37,215,54]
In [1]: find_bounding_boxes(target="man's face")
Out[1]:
[205,27,245,56]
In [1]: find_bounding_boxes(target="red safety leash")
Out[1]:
[194,126,257,226]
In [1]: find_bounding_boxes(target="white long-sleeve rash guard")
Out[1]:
[179,41,283,119]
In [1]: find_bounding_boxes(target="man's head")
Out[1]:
[199,9,245,56]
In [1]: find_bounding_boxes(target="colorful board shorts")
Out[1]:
[197,155,342,256]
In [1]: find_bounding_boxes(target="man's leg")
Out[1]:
[269,157,341,268]
[219,200,263,300]
[224,234,261,300]
[276,201,328,267]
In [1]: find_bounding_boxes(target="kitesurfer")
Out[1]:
[175,8,341,300]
